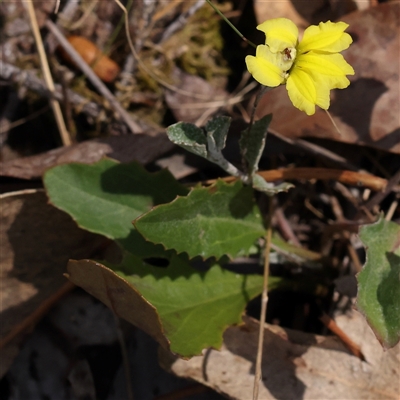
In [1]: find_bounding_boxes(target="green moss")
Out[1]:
[163,3,231,81]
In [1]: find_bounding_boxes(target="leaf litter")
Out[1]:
[0,0,399,399]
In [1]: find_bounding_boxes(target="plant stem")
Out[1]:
[253,199,273,400]
[241,85,270,177]
[205,0,257,48]
[249,86,270,130]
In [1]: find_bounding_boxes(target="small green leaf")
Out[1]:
[43,159,188,252]
[205,115,231,152]
[239,114,272,175]
[271,235,324,265]
[166,122,207,158]
[357,217,400,348]
[67,255,276,357]
[252,174,294,195]
[134,180,265,259]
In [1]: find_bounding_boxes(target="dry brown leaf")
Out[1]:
[160,312,400,400]
[66,260,170,351]
[0,190,103,376]
[165,68,227,124]
[253,2,400,154]
[253,0,358,31]
[0,133,174,180]
[253,0,316,31]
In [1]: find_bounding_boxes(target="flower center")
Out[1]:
[272,46,296,76]
[283,47,296,62]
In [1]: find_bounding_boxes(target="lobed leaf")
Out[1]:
[239,114,272,175]
[43,159,188,253]
[134,179,266,259]
[166,122,207,158]
[357,216,400,348]
[205,115,231,152]
[67,255,273,357]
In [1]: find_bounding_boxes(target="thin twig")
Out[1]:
[319,312,365,360]
[0,88,26,146]
[268,128,357,171]
[362,168,400,211]
[113,0,225,101]
[45,20,142,134]
[25,0,71,146]
[54,0,61,14]
[386,198,399,221]
[204,168,391,192]
[1,105,50,133]
[160,0,205,42]
[0,62,114,126]
[253,199,273,400]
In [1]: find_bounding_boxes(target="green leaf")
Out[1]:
[134,180,265,259]
[67,255,276,357]
[239,114,272,175]
[205,115,231,152]
[166,122,207,158]
[357,217,400,348]
[43,159,188,253]
[252,174,294,196]
[271,235,324,265]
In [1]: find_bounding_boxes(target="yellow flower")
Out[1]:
[245,18,355,115]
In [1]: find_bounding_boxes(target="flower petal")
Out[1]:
[245,45,286,87]
[257,18,298,53]
[299,21,353,54]
[286,69,331,115]
[296,52,354,89]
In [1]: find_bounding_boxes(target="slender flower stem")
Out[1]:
[249,86,270,130]
[205,0,257,48]
[253,199,273,400]
[241,85,271,178]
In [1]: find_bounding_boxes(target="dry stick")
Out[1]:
[205,168,390,192]
[153,0,185,22]
[45,20,142,134]
[268,128,357,171]
[25,0,71,146]
[386,198,399,221]
[362,167,400,212]
[275,207,302,247]
[0,62,120,130]
[160,0,205,42]
[54,0,61,14]
[113,0,226,101]
[319,312,365,360]
[253,200,273,400]
[2,105,50,132]
[0,281,75,350]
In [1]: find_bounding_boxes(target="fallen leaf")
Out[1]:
[160,312,400,400]
[254,2,400,154]
[0,190,103,376]
[253,0,358,31]
[67,257,267,358]
[0,133,174,180]
[165,68,227,124]
[253,0,316,30]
